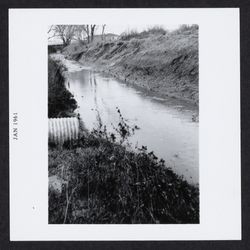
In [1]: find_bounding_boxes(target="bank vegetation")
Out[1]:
[48,58,199,224]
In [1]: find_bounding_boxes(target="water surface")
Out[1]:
[66,69,199,184]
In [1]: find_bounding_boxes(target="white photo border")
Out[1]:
[9,8,241,240]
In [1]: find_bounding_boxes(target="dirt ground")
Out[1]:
[62,26,199,106]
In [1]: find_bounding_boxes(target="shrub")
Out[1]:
[48,58,77,118]
[49,109,199,224]
[141,26,167,36]
[120,29,140,40]
[172,24,199,35]
[120,26,167,41]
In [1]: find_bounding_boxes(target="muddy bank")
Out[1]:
[63,26,199,106]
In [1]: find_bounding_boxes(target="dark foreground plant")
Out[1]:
[49,109,199,224]
[91,107,139,145]
[48,58,77,118]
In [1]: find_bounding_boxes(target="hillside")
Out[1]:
[63,26,199,105]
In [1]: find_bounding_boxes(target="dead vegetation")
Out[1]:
[49,109,199,224]
[63,25,199,104]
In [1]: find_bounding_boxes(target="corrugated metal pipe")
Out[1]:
[48,117,79,145]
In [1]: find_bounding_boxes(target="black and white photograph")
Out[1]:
[8,8,241,241]
[48,24,199,224]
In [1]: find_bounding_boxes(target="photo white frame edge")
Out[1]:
[9,8,241,241]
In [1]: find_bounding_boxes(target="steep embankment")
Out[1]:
[63,27,199,105]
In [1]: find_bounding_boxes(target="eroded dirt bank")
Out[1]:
[62,26,199,106]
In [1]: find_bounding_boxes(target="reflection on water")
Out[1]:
[66,69,199,184]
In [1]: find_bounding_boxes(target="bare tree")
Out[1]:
[90,25,97,42]
[48,25,75,46]
[73,25,94,44]
[74,25,89,43]
[85,25,90,43]
[101,24,106,41]
[48,24,102,45]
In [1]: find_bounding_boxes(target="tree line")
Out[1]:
[48,25,106,46]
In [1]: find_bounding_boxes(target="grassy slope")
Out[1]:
[63,27,199,104]
[49,133,199,224]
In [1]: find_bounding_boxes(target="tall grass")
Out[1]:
[120,29,141,40]
[120,26,167,41]
[49,109,199,224]
[141,26,167,36]
[172,24,199,35]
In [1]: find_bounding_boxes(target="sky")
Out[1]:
[48,24,183,44]
[99,24,181,35]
